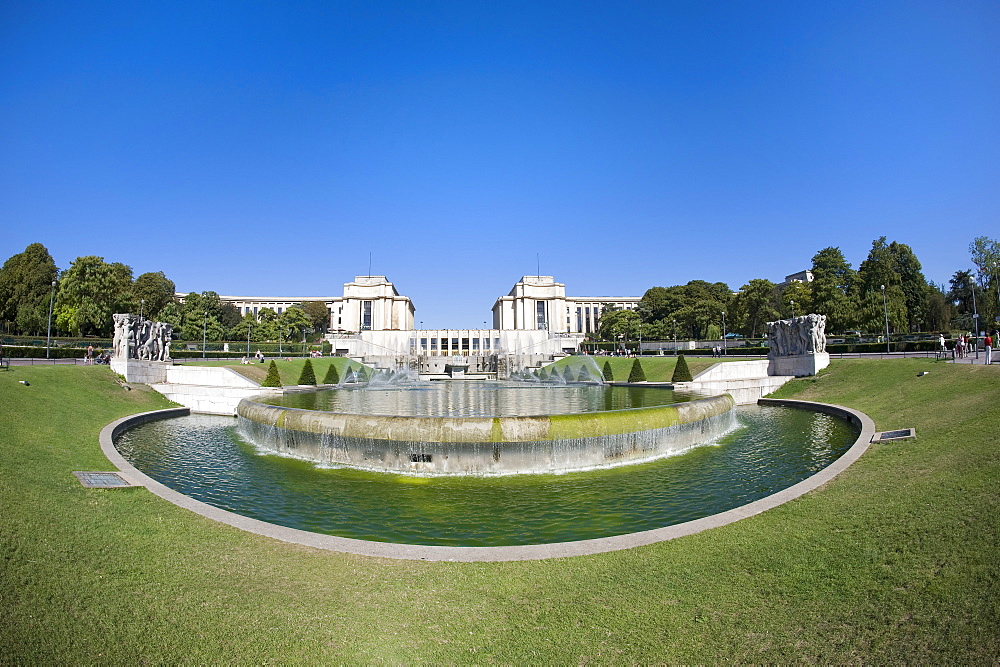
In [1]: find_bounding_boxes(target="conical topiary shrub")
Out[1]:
[628,358,646,383]
[297,359,317,385]
[577,366,590,382]
[262,360,282,387]
[322,362,340,385]
[537,367,548,380]
[356,366,369,382]
[672,354,693,382]
[563,366,575,382]
[602,360,613,382]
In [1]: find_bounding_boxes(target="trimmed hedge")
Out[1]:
[602,361,613,382]
[297,359,317,385]
[1,346,89,359]
[628,358,646,383]
[322,363,340,385]
[672,355,693,382]
[262,361,282,387]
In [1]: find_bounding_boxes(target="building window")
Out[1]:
[253,307,258,318]
[472,338,479,351]
[536,301,547,330]
[277,308,282,314]
[420,337,428,352]
[576,307,582,332]
[362,301,372,330]
[452,338,459,355]
[484,338,490,350]
[462,338,470,351]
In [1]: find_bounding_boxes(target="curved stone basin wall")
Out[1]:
[236,393,737,475]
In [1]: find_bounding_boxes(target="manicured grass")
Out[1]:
[179,356,361,386]
[1,360,998,661]
[549,355,756,382]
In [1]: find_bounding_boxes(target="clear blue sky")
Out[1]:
[2,0,997,328]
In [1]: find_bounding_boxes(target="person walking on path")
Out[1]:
[985,334,993,365]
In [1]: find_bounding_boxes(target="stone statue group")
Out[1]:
[766,314,826,357]
[113,313,173,362]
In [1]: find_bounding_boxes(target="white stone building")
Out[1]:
[492,276,640,334]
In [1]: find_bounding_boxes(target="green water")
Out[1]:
[115,405,856,546]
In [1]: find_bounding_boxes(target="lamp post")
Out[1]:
[721,311,727,356]
[672,318,676,355]
[139,298,145,321]
[45,280,56,359]
[790,299,795,318]
[202,311,207,359]
[971,273,979,360]
[246,321,251,358]
[881,285,890,354]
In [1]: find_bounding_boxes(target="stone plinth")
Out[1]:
[111,358,169,384]
[768,352,829,377]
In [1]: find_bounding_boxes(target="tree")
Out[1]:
[627,358,646,382]
[968,236,1000,325]
[297,359,317,385]
[779,281,812,318]
[730,279,779,338]
[322,363,340,385]
[262,360,282,387]
[924,283,952,332]
[132,271,176,320]
[811,247,855,292]
[672,354,693,382]
[54,256,133,336]
[854,237,912,333]
[297,301,330,333]
[278,307,312,343]
[0,243,59,335]
[598,309,642,342]
[602,360,613,382]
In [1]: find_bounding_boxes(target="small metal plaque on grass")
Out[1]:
[872,428,916,443]
[73,471,139,488]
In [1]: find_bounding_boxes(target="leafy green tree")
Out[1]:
[948,269,976,315]
[969,236,1000,325]
[229,312,265,343]
[577,366,590,382]
[54,256,133,336]
[278,307,313,343]
[598,309,642,342]
[855,237,915,333]
[602,360,613,382]
[924,283,952,332]
[0,243,59,335]
[297,301,331,333]
[562,366,575,382]
[730,279,779,338]
[132,271,176,320]
[322,362,340,385]
[627,358,646,382]
[262,360,282,387]
[297,359,317,385]
[779,281,812,318]
[672,354,693,382]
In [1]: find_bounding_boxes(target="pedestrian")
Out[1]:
[985,333,993,365]
[86,344,94,365]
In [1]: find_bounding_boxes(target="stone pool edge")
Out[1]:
[99,399,876,563]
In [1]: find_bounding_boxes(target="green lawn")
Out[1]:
[1,360,997,661]
[179,356,362,385]
[550,354,756,382]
